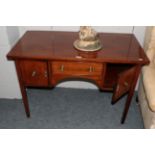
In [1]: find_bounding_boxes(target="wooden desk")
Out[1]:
[7,31,149,124]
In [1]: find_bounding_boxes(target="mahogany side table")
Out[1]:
[7,31,149,124]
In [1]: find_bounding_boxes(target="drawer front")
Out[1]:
[19,60,49,87]
[50,61,105,88]
[52,61,103,76]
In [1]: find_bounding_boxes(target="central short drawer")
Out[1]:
[51,61,103,76]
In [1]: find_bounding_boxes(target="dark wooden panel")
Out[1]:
[112,66,137,103]
[19,60,49,87]
[103,64,134,90]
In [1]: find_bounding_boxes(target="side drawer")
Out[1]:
[19,60,49,87]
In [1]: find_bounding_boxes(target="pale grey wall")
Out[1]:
[0,26,21,99]
[19,26,52,37]
[133,26,146,46]
[18,26,146,46]
[0,27,9,46]
[6,26,20,46]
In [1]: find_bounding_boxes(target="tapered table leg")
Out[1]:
[121,66,141,124]
[121,89,135,124]
[15,61,30,117]
[20,86,30,117]
[136,96,139,103]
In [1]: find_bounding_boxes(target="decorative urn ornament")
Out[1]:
[74,26,102,52]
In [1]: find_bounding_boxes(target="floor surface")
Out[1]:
[0,88,144,129]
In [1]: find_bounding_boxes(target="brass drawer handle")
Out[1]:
[89,66,94,72]
[32,71,37,77]
[44,71,48,78]
[116,85,120,92]
[60,65,64,72]
[124,82,129,87]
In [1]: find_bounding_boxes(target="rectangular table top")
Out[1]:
[7,31,149,64]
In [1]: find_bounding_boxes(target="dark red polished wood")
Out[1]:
[15,61,30,117]
[7,31,149,64]
[7,31,149,124]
